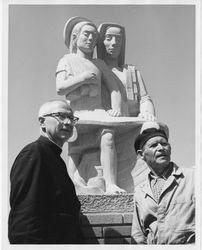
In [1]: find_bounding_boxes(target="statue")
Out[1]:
[97,23,156,189]
[56,18,156,194]
[97,22,155,120]
[56,17,129,194]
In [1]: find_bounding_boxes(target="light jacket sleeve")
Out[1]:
[131,192,147,244]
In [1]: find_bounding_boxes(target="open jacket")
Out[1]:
[131,163,195,244]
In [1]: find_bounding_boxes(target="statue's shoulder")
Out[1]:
[61,53,76,60]
[124,64,136,71]
[123,64,138,83]
[58,54,82,67]
[57,53,69,63]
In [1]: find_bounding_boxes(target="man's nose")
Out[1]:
[157,143,164,150]
[63,118,72,125]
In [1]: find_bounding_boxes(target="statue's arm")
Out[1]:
[97,60,123,116]
[56,57,97,96]
[136,70,156,118]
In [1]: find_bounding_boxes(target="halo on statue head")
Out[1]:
[97,22,126,67]
[63,16,93,49]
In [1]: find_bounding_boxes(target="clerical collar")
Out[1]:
[38,136,62,156]
[47,136,63,149]
[40,133,62,149]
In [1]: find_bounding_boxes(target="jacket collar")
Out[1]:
[140,162,183,198]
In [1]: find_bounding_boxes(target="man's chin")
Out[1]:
[156,160,170,168]
[60,132,71,141]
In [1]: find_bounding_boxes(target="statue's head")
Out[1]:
[97,23,126,67]
[63,16,98,54]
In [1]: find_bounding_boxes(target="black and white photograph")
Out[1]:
[1,0,201,249]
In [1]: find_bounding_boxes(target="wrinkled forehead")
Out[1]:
[145,136,169,147]
[39,101,72,117]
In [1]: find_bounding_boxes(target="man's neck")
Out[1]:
[40,132,63,149]
[149,162,171,178]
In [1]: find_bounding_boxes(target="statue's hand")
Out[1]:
[107,109,122,117]
[82,71,97,84]
[138,112,156,121]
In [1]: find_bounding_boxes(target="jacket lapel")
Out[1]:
[159,163,183,202]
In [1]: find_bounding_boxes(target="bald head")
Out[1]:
[38,99,77,147]
[38,100,72,119]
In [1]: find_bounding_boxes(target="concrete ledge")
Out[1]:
[79,194,134,244]
[123,213,133,223]
[78,193,134,213]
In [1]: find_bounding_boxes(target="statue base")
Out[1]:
[79,194,134,244]
[78,193,134,213]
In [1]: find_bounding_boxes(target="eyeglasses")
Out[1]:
[43,112,79,125]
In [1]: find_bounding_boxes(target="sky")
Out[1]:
[6,4,196,169]
[1,1,200,249]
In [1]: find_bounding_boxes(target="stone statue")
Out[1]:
[56,18,156,194]
[56,17,130,194]
[97,23,156,189]
[97,22,156,120]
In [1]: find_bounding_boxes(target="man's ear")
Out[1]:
[137,149,144,159]
[38,116,44,124]
[38,117,46,131]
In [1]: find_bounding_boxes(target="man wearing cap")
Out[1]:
[131,125,195,244]
[8,99,84,244]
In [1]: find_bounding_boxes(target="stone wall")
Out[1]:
[78,194,134,244]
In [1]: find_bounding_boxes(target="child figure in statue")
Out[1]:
[56,17,126,194]
[97,23,156,120]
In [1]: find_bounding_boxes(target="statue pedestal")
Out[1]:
[78,159,150,244]
[79,194,134,244]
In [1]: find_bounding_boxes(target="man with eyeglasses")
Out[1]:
[131,123,195,244]
[8,99,84,244]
